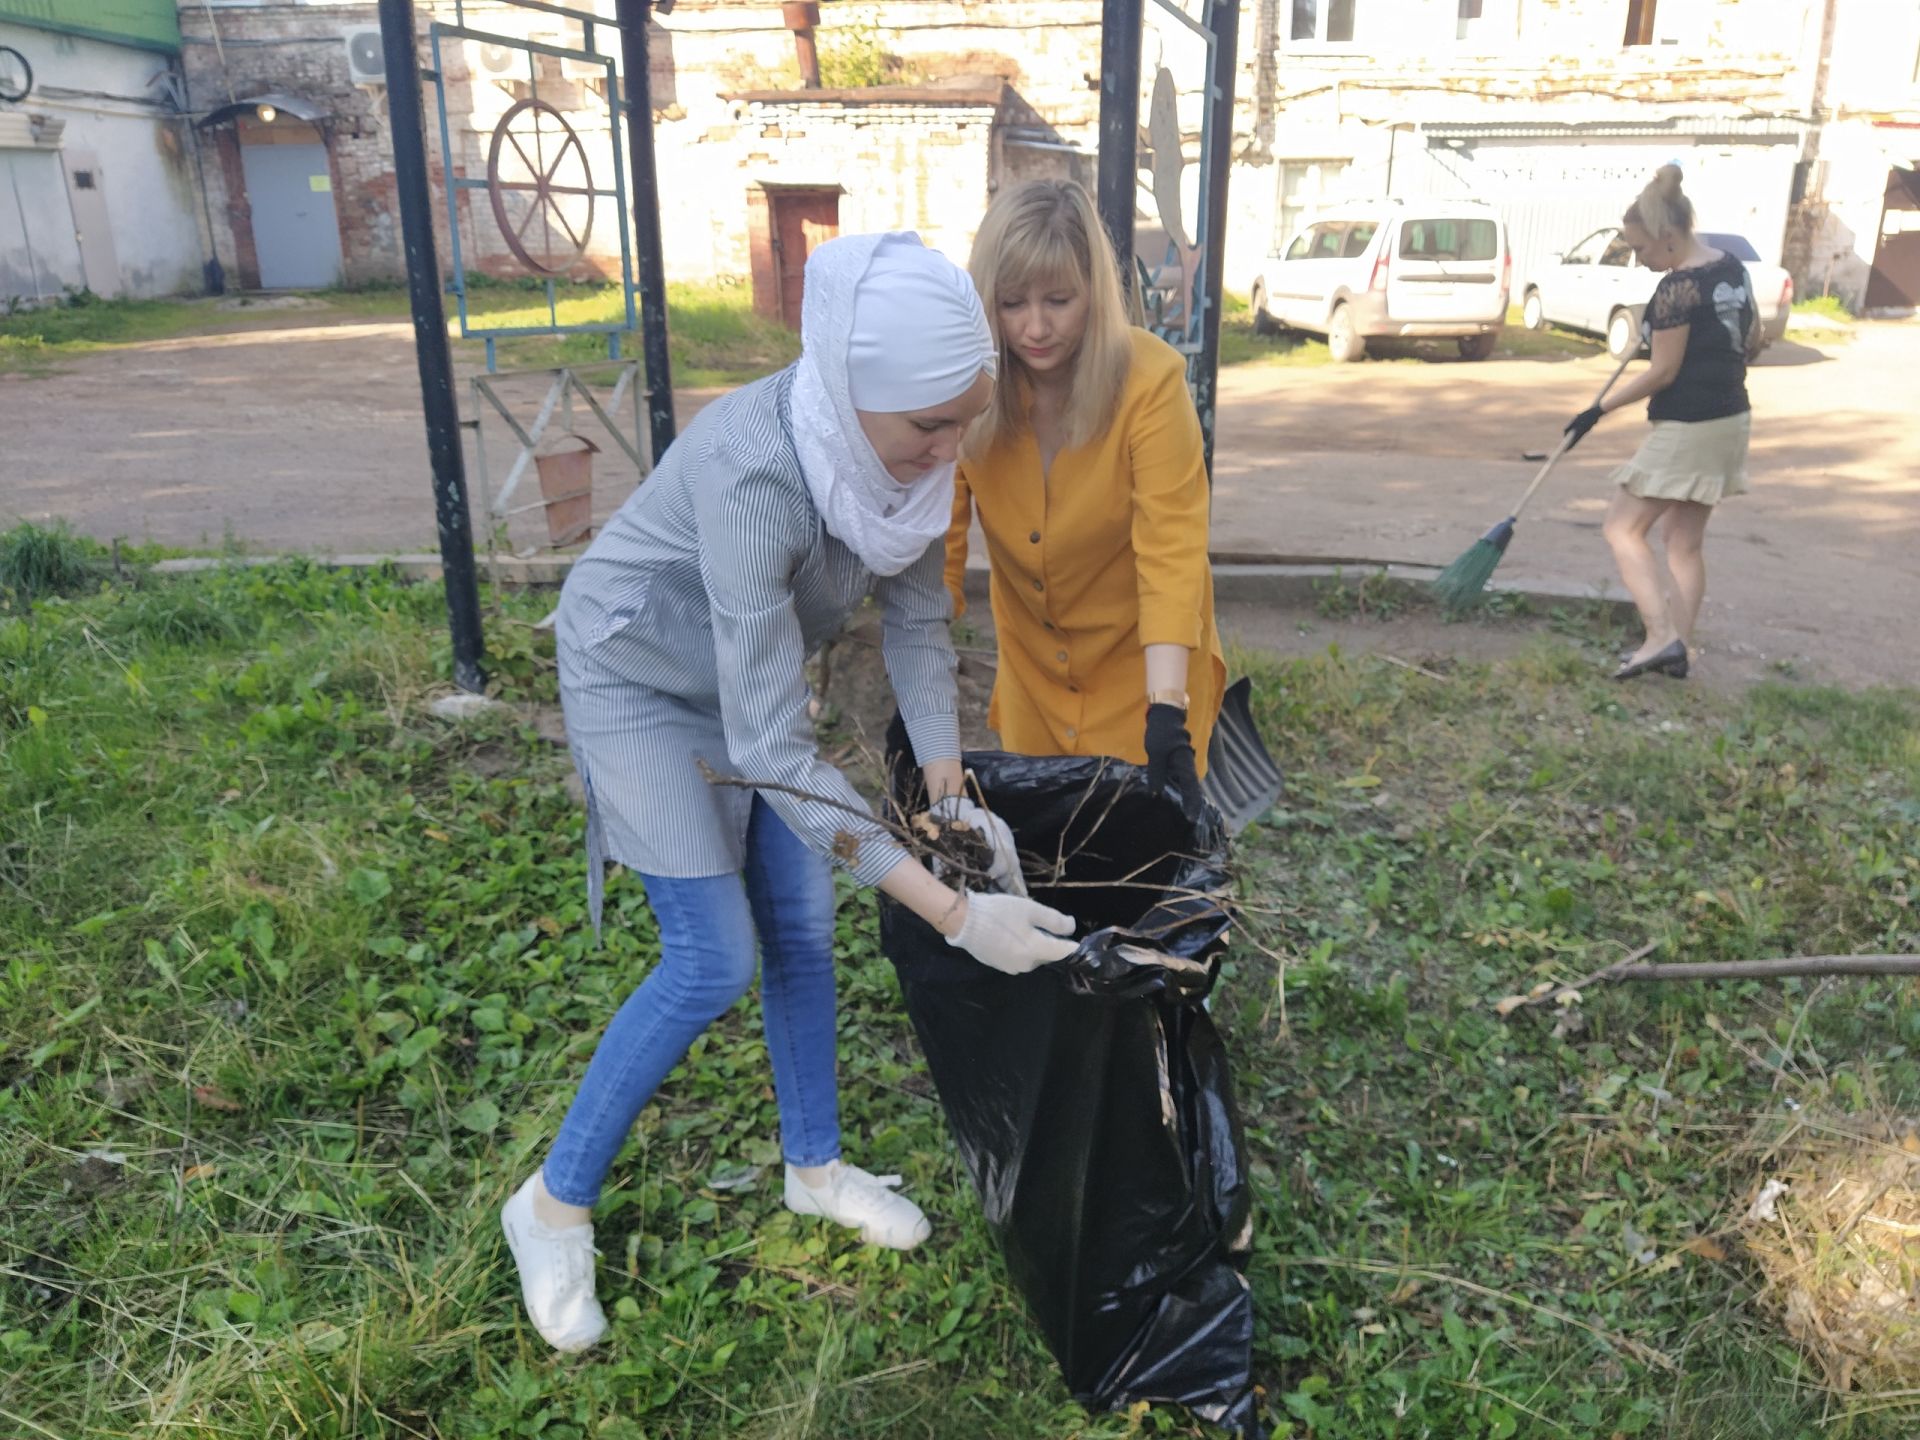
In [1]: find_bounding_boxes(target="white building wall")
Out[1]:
[1800,0,1920,311]
[1218,0,1821,304]
[0,21,205,300]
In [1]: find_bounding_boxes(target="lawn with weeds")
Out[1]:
[3,552,1918,1438]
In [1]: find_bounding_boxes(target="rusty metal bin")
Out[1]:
[534,433,597,548]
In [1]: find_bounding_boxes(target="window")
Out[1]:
[1272,159,1350,254]
[1283,223,1349,262]
[1699,232,1761,262]
[1291,0,1356,44]
[1399,218,1499,262]
[72,170,96,190]
[1599,234,1635,266]
[1456,0,1482,41]
[1562,230,1611,265]
[1341,222,1378,258]
[1623,0,1657,46]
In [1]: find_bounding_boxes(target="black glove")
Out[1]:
[1562,405,1604,449]
[1144,703,1204,822]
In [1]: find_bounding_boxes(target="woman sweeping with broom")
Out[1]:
[500,233,1079,1354]
[1561,163,1764,680]
[945,179,1225,814]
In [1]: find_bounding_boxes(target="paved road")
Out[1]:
[8,317,1916,688]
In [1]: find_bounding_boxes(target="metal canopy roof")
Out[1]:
[195,93,330,129]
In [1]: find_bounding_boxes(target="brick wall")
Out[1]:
[179,3,414,285]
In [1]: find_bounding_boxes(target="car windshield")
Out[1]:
[1400,218,1499,262]
[1699,232,1761,262]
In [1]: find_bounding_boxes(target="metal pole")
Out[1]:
[1096,0,1142,294]
[615,0,677,465]
[379,0,485,693]
[1194,0,1240,480]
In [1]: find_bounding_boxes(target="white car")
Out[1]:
[1521,228,1793,359]
[1249,200,1511,362]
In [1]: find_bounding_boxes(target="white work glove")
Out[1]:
[930,795,1027,897]
[945,892,1078,975]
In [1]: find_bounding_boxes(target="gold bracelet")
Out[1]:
[1146,689,1189,711]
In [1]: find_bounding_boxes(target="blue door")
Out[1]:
[240,142,344,289]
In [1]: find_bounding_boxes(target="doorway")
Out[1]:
[237,116,343,289]
[1865,166,1920,311]
[750,186,841,331]
[61,149,121,298]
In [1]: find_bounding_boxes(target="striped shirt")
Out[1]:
[555,366,960,929]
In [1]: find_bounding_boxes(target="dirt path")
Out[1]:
[8,317,1916,689]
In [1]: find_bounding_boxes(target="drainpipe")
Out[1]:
[782,3,822,90]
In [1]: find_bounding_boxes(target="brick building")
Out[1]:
[174,1,1096,299]
[62,0,1920,316]
[1231,0,1920,311]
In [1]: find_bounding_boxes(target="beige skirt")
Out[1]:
[1613,411,1751,505]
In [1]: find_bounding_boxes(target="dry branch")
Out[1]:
[1497,949,1920,1017]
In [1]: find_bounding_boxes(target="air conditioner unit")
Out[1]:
[474,40,520,77]
[344,27,387,85]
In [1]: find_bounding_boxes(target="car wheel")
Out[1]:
[1326,303,1364,363]
[1606,308,1641,360]
[1251,286,1277,336]
[1522,289,1545,331]
[1457,332,1497,362]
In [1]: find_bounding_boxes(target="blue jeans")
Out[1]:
[541,795,842,1208]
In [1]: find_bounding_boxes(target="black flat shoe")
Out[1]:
[1613,640,1688,681]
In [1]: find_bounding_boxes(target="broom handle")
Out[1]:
[1507,346,1638,522]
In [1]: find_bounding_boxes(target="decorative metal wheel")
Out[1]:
[486,98,594,275]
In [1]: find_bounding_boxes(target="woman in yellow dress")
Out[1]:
[945,179,1224,819]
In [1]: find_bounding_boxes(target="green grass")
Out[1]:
[1219,301,1600,369]
[1791,294,1854,322]
[0,282,797,387]
[3,542,1919,1437]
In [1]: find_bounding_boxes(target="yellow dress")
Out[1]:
[945,328,1225,773]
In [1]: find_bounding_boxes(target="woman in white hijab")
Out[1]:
[501,234,1079,1352]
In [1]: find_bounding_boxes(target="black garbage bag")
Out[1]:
[879,719,1262,1436]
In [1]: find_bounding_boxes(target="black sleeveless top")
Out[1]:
[1645,251,1756,424]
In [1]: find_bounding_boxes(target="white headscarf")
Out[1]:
[790,232,996,577]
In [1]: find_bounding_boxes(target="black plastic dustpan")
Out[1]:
[1203,676,1284,835]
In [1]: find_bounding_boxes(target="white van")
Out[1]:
[1250,200,1511,362]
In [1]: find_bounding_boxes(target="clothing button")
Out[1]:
[1031,579,1044,592]
[1065,727,1077,740]
[1029,530,1041,543]
[1056,650,1068,662]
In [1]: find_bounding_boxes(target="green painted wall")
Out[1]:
[0,0,181,54]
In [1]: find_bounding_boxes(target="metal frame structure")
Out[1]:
[428,12,639,371]
[1098,0,1239,476]
[469,358,644,552]
[379,0,676,691]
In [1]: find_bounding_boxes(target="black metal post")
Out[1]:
[1096,0,1143,294]
[1194,0,1240,479]
[379,0,485,693]
[615,0,677,464]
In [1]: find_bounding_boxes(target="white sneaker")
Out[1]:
[500,1173,609,1352]
[783,1161,932,1250]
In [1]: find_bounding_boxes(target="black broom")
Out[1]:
[1431,346,1638,611]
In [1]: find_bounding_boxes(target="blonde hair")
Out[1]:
[1624,163,1695,243]
[964,180,1133,457]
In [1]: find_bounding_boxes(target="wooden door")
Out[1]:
[771,190,840,331]
[1865,168,1920,312]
